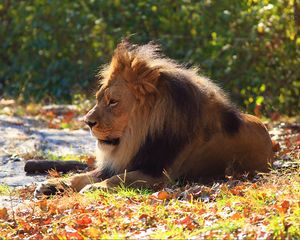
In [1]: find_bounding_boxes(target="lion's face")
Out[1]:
[84,77,135,150]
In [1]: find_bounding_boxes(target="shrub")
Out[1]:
[0,0,299,115]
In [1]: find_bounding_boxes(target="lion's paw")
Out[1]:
[79,182,108,194]
[34,180,71,199]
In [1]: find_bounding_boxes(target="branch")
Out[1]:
[24,160,88,173]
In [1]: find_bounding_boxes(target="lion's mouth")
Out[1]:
[98,138,120,146]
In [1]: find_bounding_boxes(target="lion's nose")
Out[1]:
[85,120,97,128]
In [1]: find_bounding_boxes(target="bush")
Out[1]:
[0,0,299,115]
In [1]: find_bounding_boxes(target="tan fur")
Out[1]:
[34,41,273,197]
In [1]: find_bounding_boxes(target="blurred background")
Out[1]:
[0,0,299,116]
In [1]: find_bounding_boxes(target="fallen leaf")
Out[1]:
[198,208,206,215]
[64,228,84,240]
[176,216,197,230]
[0,208,8,219]
[37,199,48,212]
[77,216,92,225]
[178,216,193,225]
[48,122,60,129]
[139,214,149,220]
[243,208,251,217]
[157,191,170,200]
[63,111,75,123]
[272,140,280,152]
[45,111,56,119]
[81,155,96,167]
[281,200,290,213]
[18,219,31,231]
[43,218,51,225]
[231,213,242,220]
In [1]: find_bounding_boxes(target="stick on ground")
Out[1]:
[24,160,88,173]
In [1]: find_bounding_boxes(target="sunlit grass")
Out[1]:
[19,150,89,162]
[45,152,83,161]
[0,184,10,195]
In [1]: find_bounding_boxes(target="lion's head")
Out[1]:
[84,42,162,153]
[84,75,135,149]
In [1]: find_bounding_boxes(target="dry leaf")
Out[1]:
[0,208,8,219]
[37,199,48,211]
[157,191,170,200]
[77,216,92,225]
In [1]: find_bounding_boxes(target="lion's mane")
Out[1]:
[96,41,242,179]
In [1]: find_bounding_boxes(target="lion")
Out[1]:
[34,41,273,197]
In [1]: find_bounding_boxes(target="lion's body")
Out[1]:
[34,42,273,197]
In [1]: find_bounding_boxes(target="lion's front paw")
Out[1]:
[79,182,108,194]
[34,180,71,198]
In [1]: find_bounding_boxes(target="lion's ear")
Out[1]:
[110,41,160,95]
[128,58,160,94]
[110,41,132,71]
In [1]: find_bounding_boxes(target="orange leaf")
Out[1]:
[243,208,251,217]
[179,216,192,225]
[37,199,48,212]
[0,207,8,219]
[45,111,56,119]
[230,186,245,196]
[231,213,242,220]
[63,111,75,123]
[281,200,290,213]
[18,219,31,231]
[250,215,261,223]
[48,122,60,129]
[272,140,280,152]
[81,155,96,167]
[198,208,206,215]
[65,231,83,240]
[77,216,92,225]
[157,191,170,200]
[139,214,148,220]
[48,203,62,215]
[43,218,51,225]
[187,223,196,230]
[176,216,197,230]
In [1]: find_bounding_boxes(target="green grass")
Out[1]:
[19,150,88,162]
[45,152,83,161]
[84,184,153,202]
[0,185,10,195]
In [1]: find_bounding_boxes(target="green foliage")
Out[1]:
[0,0,299,114]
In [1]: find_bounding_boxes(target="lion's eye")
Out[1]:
[108,99,118,107]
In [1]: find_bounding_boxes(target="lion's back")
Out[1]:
[168,113,273,180]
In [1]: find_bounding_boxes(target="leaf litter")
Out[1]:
[0,121,299,239]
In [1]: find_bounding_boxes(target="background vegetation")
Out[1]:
[0,0,299,115]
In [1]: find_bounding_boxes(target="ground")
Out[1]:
[0,101,299,239]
